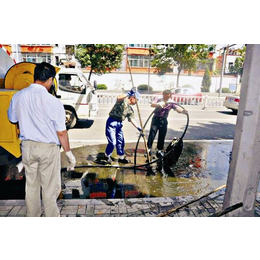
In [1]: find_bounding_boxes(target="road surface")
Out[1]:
[68,104,237,148]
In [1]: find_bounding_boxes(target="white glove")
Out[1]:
[157,101,166,108]
[65,150,76,171]
[182,109,188,115]
[16,161,24,173]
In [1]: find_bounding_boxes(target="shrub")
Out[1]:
[137,84,153,91]
[97,84,108,90]
[216,88,231,93]
[201,66,211,92]
[221,88,231,93]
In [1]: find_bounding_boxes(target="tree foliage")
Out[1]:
[151,44,215,87]
[201,66,211,92]
[229,45,246,79]
[75,44,125,81]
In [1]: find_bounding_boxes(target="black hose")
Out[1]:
[133,103,189,173]
[61,103,189,172]
[133,111,154,173]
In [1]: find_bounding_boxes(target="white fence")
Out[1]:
[97,94,226,108]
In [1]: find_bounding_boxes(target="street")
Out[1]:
[68,104,237,147]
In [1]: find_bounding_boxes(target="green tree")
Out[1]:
[201,66,211,92]
[75,44,125,81]
[229,45,246,82]
[151,44,215,87]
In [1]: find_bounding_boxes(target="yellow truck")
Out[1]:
[0,46,98,176]
[0,46,21,170]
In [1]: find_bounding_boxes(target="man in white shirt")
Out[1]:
[8,62,76,217]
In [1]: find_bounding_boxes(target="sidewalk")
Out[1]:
[1,192,260,217]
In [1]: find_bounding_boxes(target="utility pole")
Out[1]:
[223,44,260,216]
[218,44,236,97]
[148,44,151,95]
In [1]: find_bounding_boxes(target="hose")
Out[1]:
[133,103,189,173]
[61,103,189,172]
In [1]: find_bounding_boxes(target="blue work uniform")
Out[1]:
[105,98,135,157]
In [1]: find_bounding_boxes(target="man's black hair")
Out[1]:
[163,89,172,95]
[34,62,56,82]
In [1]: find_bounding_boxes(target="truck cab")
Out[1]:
[56,68,98,128]
[0,51,98,171]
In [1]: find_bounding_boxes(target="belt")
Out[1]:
[153,116,167,120]
[22,140,60,146]
[109,116,123,122]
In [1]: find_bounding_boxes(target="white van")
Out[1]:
[55,68,98,128]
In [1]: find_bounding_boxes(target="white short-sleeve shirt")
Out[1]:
[8,83,66,145]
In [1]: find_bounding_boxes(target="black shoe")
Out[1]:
[118,157,131,164]
[104,155,112,164]
[156,150,164,158]
[144,150,152,157]
[146,166,157,176]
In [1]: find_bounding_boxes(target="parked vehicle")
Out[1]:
[56,68,98,128]
[171,87,203,104]
[224,95,240,114]
[0,46,98,172]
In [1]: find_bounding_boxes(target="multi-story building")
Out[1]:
[19,44,53,63]
[124,44,157,73]
[124,44,216,75]
[215,48,242,74]
[2,44,243,76]
[2,44,76,66]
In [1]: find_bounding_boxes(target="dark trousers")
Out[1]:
[147,116,168,150]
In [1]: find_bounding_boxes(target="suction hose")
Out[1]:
[61,103,189,172]
[133,103,189,173]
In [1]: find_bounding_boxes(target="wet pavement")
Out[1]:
[1,140,260,217]
[1,190,260,217]
[59,140,233,199]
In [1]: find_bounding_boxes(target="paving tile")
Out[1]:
[118,205,127,214]
[207,199,221,210]
[0,206,13,211]
[196,205,209,217]
[77,205,86,215]
[8,206,22,216]
[94,205,111,215]
[60,205,78,215]
[85,205,95,217]
[110,205,119,215]
[17,206,27,216]
[1,196,260,217]
[190,206,200,217]
[0,211,9,216]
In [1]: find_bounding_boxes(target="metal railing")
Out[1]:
[97,94,226,108]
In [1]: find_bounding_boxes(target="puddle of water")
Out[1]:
[60,141,233,199]
[0,141,233,200]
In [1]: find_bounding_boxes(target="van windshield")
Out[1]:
[58,73,85,94]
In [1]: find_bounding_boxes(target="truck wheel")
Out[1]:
[65,109,77,129]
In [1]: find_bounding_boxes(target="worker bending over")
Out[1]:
[104,89,143,164]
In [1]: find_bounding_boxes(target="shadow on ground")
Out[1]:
[73,119,94,129]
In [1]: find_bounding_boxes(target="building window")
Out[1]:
[128,55,150,67]
[22,53,52,63]
[128,44,150,48]
[228,62,234,71]
[23,44,51,46]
